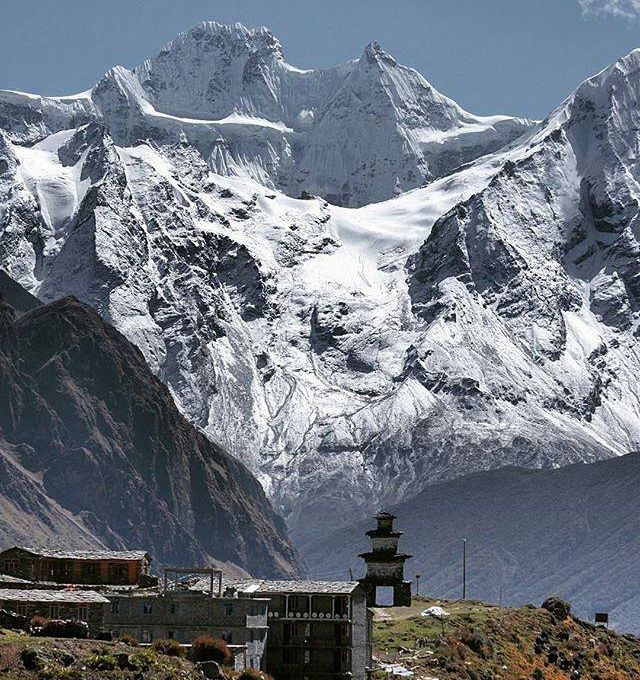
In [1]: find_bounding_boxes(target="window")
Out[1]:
[3,559,18,574]
[16,603,28,617]
[304,650,310,665]
[283,621,294,644]
[108,563,128,583]
[81,562,100,582]
[221,631,233,644]
[143,602,153,615]
[77,606,89,622]
[110,599,120,614]
[282,649,297,665]
[169,602,177,615]
[224,604,233,616]
[141,629,152,643]
[49,605,62,619]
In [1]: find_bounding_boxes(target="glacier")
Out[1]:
[1,23,640,544]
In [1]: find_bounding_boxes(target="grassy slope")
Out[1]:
[0,629,202,680]
[373,597,640,680]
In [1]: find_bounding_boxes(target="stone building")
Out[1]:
[103,569,269,671]
[0,547,151,586]
[226,579,372,680]
[0,588,108,634]
[359,512,412,607]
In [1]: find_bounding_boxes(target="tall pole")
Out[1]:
[415,573,421,597]
[462,538,467,600]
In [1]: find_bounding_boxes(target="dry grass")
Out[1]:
[373,596,640,680]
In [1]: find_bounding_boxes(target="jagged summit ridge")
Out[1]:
[0,21,534,207]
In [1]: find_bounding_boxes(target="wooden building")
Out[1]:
[0,547,151,586]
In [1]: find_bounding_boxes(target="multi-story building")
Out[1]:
[225,579,372,680]
[103,569,269,670]
[0,547,151,586]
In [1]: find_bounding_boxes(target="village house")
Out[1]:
[103,568,269,671]
[223,579,372,680]
[0,547,151,586]
[0,589,108,634]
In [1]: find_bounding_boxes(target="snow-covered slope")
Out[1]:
[2,26,640,545]
[0,21,533,207]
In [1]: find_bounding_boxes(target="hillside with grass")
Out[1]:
[0,629,203,680]
[372,597,640,680]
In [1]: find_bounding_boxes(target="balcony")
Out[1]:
[246,614,268,628]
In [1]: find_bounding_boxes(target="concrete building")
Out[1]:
[226,579,372,680]
[0,547,151,586]
[359,512,412,607]
[0,588,108,633]
[103,569,269,671]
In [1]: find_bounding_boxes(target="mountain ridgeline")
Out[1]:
[2,23,640,563]
[303,452,640,633]
[0,274,300,577]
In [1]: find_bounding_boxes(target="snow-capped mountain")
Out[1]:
[2,24,640,545]
[0,22,532,207]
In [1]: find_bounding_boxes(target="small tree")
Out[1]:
[191,636,232,664]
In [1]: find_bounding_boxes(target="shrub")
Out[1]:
[86,653,118,671]
[31,615,49,629]
[126,651,155,671]
[20,648,45,671]
[153,638,184,657]
[0,608,29,631]
[460,628,490,658]
[118,632,139,646]
[191,636,232,664]
[238,669,274,680]
[35,620,89,639]
[95,630,113,641]
[541,597,571,621]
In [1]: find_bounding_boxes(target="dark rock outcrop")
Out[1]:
[0,288,300,578]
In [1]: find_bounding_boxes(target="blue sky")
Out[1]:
[1,0,640,119]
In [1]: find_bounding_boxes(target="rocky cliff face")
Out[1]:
[0,286,300,577]
[2,25,640,547]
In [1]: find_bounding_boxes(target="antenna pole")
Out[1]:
[462,539,467,600]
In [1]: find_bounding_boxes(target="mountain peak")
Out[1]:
[157,20,284,62]
[360,41,397,67]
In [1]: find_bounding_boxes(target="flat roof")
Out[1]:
[193,578,361,595]
[6,547,149,561]
[0,589,109,604]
